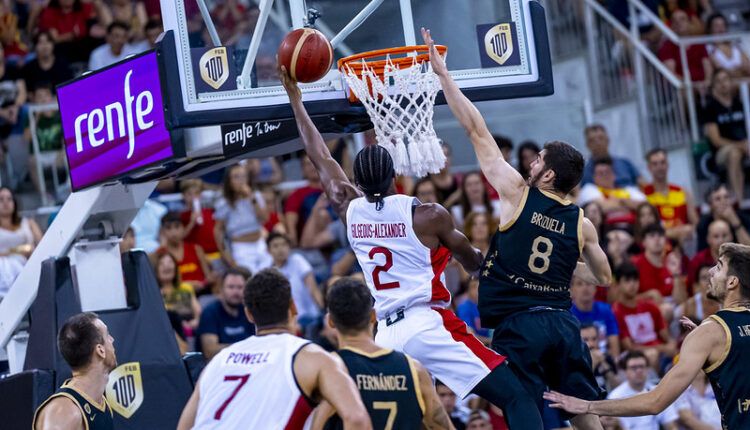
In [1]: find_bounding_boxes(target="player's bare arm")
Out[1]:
[422,28,525,210]
[414,203,483,274]
[309,400,336,430]
[279,65,363,221]
[544,320,724,416]
[412,358,455,430]
[35,397,85,430]
[295,344,372,430]
[576,218,612,285]
[176,377,200,430]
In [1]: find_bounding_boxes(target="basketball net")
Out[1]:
[342,55,446,177]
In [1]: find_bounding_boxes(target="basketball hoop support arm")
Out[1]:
[238,0,277,89]
[330,0,386,49]
[195,0,222,47]
[398,0,416,46]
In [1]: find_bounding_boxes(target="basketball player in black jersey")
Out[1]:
[311,278,453,430]
[546,243,750,430]
[33,312,116,430]
[423,28,612,429]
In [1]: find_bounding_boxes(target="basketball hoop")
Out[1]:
[339,45,448,177]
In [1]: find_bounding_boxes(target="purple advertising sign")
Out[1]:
[58,51,173,191]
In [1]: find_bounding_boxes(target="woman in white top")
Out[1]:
[213,164,270,274]
[0,187,42,298]
[706,13,750,79]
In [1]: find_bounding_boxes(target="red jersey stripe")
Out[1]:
[283,395,314,430]
[432,307,506,370]
[430,246,452,302]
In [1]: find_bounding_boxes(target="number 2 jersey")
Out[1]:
[346,195,452,319]
[479,187,584,327]
[192,333,314,430]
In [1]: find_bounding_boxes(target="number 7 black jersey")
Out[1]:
[479,187,584,327]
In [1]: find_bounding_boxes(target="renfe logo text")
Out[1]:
[73,70,154,159]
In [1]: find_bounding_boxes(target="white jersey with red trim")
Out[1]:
[346,194,452,319]
[192,333,314,430]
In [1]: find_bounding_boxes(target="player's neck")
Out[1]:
[537,184,567,200]
[70,366,109,403]
[256,321,294,336]
[723,292,750,309]
[338,332,380,354]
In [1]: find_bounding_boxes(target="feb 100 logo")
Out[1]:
[106,362,144,419]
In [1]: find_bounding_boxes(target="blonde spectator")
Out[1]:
[451,171,498,227]
[464,211,496,256]
[154,250,201,332]
[0,187,43,298]
[109,0,147,41]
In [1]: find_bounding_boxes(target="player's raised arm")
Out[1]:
[279,65,363,218]
[577,218,612,286]
[416,203,483,274]
[421,28,525,205]
[544,320,722,417]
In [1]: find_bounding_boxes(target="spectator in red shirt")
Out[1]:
[37,0,111,62]
[631,224,687,320]
[658,9,712,87]
[179,180,219,262]
[688,219,732,288]
[612,262,676,371]
[284,155,323,247]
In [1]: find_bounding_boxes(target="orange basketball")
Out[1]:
[278,28,333,83]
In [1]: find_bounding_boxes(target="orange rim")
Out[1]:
[338,44,447,77]
[338,45,447,103]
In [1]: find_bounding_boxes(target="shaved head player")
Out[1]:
[280,60,543,427]
[423,28,612,430]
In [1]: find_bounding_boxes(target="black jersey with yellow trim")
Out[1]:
[704,307,750,430]
[479,186,584,327]
[32,380,114,430]
[324,347,423,430]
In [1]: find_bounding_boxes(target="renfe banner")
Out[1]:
[58,51,173,191]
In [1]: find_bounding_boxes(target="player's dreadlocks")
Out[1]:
[353,144,395,211]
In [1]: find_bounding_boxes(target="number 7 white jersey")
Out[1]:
[346,194,452,319]
[192,333,314,430]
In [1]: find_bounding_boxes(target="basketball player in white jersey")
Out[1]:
[177,269,371,430]
[280,66,543,428]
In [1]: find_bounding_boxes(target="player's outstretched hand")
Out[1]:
[278,63,302,102]
[421,27,448,77]
[543,391,591,415]
[680,316,698,332]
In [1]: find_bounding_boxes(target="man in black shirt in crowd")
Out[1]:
[22,31,73,91]
[703,68,748,200]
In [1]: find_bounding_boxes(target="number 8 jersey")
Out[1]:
[346,195,452,319]
[478,187,584,328]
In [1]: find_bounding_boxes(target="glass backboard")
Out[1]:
[157,0,552,129]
